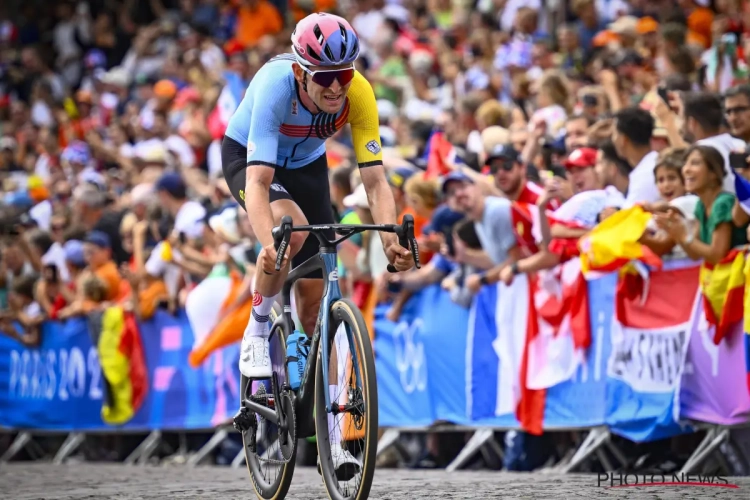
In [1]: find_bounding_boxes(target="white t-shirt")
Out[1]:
[529,105,568,140]
[174,201,206,240]
[164,135,196,169]
[34,153,53,182]
[624,151,661,207]
[42,242,71,283]
[144,242,183,297]
[29,200,52,232]
[696,133,747,195]
[207,140,223,179]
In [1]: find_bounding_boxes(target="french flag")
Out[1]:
[208,74,247,140]
[735,173,750,215]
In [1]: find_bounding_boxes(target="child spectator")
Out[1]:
[84,231,127,302]
[640,148,697,258]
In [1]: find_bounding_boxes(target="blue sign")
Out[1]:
[0,311,239,431]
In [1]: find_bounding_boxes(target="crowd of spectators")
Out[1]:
[2,0,750,470]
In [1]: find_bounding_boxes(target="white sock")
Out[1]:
[244,292,276,339]
[328,385,343,449]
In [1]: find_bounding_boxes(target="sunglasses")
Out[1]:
[489,159,515,173]
[295,54,355,88]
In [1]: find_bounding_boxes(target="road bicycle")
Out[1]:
[233,214,421,500]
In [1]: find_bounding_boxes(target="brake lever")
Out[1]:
[387,215,417,273]
[405,219,421,270]
[274,215,293,271]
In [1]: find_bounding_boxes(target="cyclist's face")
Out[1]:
[294,63,354,114]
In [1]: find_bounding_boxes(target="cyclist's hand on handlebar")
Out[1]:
[384,240,414,272]
[259,243,289,274]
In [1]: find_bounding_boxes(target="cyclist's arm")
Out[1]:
[244,75,286,249]
[347,72,398,246]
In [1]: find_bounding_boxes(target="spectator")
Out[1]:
[723,84,750,143]
[656,145,747,264]
[73,186,128,265]
[681,92,745,192]
[84,230,126,302]
[593,140,631,197]
[233,0,283,49]
[440,171,519,288]
[639,148,695,258]
[612,106,660,205]
[0,273,43,347]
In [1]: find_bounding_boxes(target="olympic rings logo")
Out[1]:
[392,318,427,394]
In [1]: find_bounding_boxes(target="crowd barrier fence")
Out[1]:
[1,261,750,473]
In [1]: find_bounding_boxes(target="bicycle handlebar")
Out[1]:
[271,215,421,273]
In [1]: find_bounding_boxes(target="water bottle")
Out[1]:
[286,331,309,390]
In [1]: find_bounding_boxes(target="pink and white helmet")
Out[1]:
[291,13,360,67]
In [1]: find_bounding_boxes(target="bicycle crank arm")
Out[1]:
[242,399,279,424]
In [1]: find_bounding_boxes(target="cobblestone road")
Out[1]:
[1,464,748,499]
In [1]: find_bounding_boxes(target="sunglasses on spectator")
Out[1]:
[488,159,515,173]
[294,54,355,88]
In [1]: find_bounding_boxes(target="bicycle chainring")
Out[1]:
[252,388,296,465]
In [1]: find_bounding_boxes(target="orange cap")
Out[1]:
[154,80,178,99]
[637,17,658,35]
[29,186,50,203]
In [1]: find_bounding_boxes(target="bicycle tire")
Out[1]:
[242,302,297,500]
[315,298,378,500]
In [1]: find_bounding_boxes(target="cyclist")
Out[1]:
[222,12,414,474]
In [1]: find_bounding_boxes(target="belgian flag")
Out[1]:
[88,307,148,425]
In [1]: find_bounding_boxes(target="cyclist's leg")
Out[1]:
[222,138,310,377]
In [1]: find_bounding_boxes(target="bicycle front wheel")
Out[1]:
[315,299,378,500]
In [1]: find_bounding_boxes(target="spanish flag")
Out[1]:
[96,307,148,425]
[578,206,662,276]
[701,249,746,344]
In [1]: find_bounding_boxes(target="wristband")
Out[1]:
[479,274,490,286]
[510,262,520,276]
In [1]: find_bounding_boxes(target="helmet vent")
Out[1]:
[306,45,322,62]
[347,38,359,60]
[338,24,347,60]
[313,24,324,45]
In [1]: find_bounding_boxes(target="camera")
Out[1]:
[729,145,750,171]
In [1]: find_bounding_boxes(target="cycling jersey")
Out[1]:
[224,54,383,169]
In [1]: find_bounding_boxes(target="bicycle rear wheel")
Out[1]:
[241,303,297,500]
[315,299,378,500]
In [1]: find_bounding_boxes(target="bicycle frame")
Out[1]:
[242,242,362,437]
[241,216,419,437]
